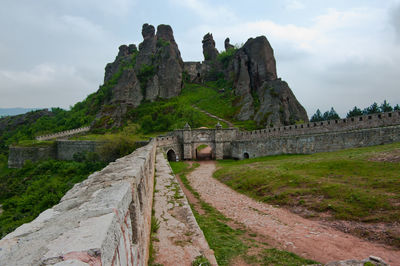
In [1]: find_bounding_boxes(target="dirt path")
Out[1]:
[192,105,234,127]
[187,161,400,265]
[152,151,217,265]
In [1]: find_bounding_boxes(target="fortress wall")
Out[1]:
[8,144,56,168]
[156,135,183,160]
[0,140,157,266]
[36,126,90,141]
[232,125,400,159]
[237,111,400,140]
[56,140,103,161]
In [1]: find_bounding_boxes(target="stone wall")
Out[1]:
[236,111,400,141]
[57,140,104,161]
[232,125,400,159]
[156,135,183,160]
[8,144,56,168]
[0,140,157,266]
[36,126,90,141]
[8,140,104,168]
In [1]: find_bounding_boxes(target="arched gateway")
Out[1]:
[157,123,238,160]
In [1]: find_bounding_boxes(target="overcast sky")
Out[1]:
[1,0,400,117]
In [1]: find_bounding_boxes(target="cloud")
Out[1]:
[285,0,305,10]
[169,0,237,23]
[0,64,95,109]
[390,2,400,41]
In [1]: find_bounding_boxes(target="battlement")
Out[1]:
[237,111,400,140]
[35,126,90,141]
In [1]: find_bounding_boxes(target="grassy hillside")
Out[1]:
[214,143,400,222]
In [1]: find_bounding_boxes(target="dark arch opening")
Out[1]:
[197,73,200,77]
[167,149,177,162]
[196,144,213,160]
[243,152,249,159]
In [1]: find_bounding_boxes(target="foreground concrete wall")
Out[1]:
[0,140,157,266]
[232,125,400,159]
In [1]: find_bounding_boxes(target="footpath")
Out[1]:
[192,105,234,127]
[152,151,217,265]
[186,161,399,266]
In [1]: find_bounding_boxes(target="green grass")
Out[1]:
[214,142,400,222]
[15,140,55,147]
[169,161,318,266]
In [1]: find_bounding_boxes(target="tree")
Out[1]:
[347,106,363,118]
[394,104,400,111]
[310,109,323,122]
[363,102,380,115]
[327,107,340,120]
[380,100,393,113]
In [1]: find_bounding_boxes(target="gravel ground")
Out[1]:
[187,161,400,265]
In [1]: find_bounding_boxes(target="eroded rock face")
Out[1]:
[97,23,183,127]
[154,24,184,99]
[229,35,308,126]
[202,33,219,61]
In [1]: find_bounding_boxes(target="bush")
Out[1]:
[98,135,139,162]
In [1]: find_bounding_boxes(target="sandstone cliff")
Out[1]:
[96,23,183,127]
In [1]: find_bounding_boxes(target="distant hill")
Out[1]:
[0,108,46,117]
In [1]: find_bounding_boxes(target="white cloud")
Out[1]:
[169,0,237,23]
[285,0,305,10]
[0,64,94,108]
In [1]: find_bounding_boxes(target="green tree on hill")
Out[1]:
[363,102,380,114]
[346,106,363,118]
[310,109,323,122]
[380,100,393,113]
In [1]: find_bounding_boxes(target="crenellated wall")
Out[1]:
[155,111,400,160]
[36,126,90,141]
[232,125,400,159]
[236,111,400,140]
[0,140,157,266]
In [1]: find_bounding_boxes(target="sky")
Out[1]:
[0,0,400,117]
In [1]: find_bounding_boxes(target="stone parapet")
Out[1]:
[0,140,157,266]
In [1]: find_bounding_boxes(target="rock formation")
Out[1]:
[224,38,234,51]
[96,23,184,127]
[202,33,219,61]
[95,24,307,128]
[222,35,308,126]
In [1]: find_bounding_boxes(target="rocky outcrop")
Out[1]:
[224,38,234,51]
[97,23,184,127]
[228,35,308,126]
[202,33,219,61]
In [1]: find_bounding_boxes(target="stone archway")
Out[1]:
[243,152,249,159]
[195,144,213,160]
[167,149,177,162]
